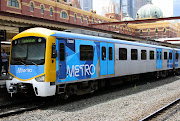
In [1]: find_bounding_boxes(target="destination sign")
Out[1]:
[21,38,36,43]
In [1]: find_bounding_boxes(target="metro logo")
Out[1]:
[17,68,32,73]
[67,64,95,77]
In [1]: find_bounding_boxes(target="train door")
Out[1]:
[100,43,108,75]
[156,49,162,69]
[100,43,114,75]
[175,50,179,68]
[108,43,114,75]
[57,39,66,79]
[168,50,173,68]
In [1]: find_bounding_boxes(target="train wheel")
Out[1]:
[60,93,69,99]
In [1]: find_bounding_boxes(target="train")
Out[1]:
[6,28,180,98]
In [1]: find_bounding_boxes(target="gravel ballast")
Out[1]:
[2,76,180,121]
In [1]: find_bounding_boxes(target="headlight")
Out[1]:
[8,74,14,80]
[35,75,45,82]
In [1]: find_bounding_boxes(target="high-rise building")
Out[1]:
[80,0,93,12]
[133,0,148,19]
[120,0,133,18]
[66,0,93,12]
[93,0,120,16]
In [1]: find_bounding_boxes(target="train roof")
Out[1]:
[51,29,172,50]
[13,28,172,50]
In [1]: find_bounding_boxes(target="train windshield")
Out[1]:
[10,37,46,65]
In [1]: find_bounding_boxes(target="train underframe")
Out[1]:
[56,68,180,99]
[7,68,180,98]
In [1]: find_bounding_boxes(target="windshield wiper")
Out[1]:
[20,61,26,66]
[31,61,38,66]
[11,59,26,66]
[25,60,38,66]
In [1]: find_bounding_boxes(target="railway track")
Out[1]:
[140,97,180,121]
[0,98,45,118]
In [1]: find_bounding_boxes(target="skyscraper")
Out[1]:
[120,0,133,18]
[80,0,93,12]
[67,0,93,12]
[93,0,120,16]
[133,0,148,19]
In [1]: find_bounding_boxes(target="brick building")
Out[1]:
[0,0,121,31]
[0,0,179,41]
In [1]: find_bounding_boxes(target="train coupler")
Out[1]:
[9,84,18,97]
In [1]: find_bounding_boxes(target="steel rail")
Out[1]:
[0,98,45,118]
[139,97,180,121]
[0,100,31,109]
[0,105,41,118]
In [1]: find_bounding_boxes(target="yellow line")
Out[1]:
[9,72,45,81]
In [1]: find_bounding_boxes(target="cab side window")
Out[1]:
[59,43,65,61]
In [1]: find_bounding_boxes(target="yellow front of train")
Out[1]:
[6,28,57,97]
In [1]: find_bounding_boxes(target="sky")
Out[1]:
[174,0,180,16]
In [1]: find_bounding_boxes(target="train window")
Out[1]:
[157,51,159,59]
[102,47,106,60]
[141,50,146,60]
[59,43,65,61]
[109,47,113,60]
[169,52,172,59]
[150,51,154,60]
[176,53,179,60]
[131,49,138,60]
[160,52,162,60]
[80,45,93,61]
[164,52,167,60]
[119,48,127,60]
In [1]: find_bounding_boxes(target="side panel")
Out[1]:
[156,49,162,69]
[57,39,100,83]
[100,42,108,75]
[107,43,114,75]
[115,43,156,77]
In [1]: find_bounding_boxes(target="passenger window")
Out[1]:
[169,52,172,59]
[109,47,113,60]
[141,50,146,60]
[80,45,93,61]
[176,53,178,60]
[150,51,154,60]
[164,52,167,60]
[119,48,127,60]
[131,49,138,60]
[102,47,106,60]
[157,51,159,59]
[160,52,162,60]
[60,43,65,61]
